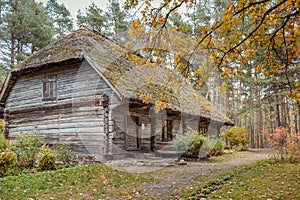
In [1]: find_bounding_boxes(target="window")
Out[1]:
[43,75,57,101]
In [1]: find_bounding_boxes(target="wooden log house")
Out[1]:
[0,29,233,158]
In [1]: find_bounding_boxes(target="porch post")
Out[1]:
[150,108,156,151]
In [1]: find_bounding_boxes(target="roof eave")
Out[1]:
[0,72,12,104]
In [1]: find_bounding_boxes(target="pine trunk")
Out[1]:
[253,71,262,148]
[297,71,300,132]
[281,97,287,128]
[294,103,298,133]
[298,101,300,133]
[274,94,281,128]
[249,86,254,148]
[286,100,291,133]
[10,32,15,66]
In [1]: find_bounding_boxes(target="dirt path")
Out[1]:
[132,149,272,199]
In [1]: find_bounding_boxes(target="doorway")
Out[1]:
[162,120,173,141]
[125,115,141,150]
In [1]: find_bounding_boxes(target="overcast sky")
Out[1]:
[38,0,110,18]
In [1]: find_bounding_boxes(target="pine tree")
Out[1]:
[104,0,129,43]
[76,3,106,33]
[0,64,7,84]
[0,0,53,67]
[46,0,73,39]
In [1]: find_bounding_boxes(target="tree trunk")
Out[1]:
[286,99,291,133]
[297,71,300,132]
[274,94,281,128]
[16,40,22,63]
[231,78,235,110]
[236,80,242,127]
[31,45,35,54]
[10,32,15,66]
[252,70,263,148]
[281,97,287,128]
[294,103,298,133]
[225,84,229,113]
[269,106,274,134]
[249,86,255,148]
[259,109,264,148]
[244,115,247,132]
[297,101,300,134]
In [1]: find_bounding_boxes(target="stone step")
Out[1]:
[102,151,181,161]
[147,156,165,160]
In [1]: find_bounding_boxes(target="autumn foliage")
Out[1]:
[0,134,17,175]
[268,127,300,161]
[125,0,300,100]
[221,126,248,150]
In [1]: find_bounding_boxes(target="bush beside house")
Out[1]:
[172,129,226,158]
[0,133,73,177]
[221,126,249,150]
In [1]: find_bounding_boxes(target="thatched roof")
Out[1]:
[0,29,233,125]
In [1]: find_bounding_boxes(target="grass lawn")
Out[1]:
[1,160,299,199]
[169,161,300,199]
[0,164,148,199]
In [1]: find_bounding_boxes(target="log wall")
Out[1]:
[5,60,120,155]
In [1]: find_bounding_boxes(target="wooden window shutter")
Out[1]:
[43,75,57,101]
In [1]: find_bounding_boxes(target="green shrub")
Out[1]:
[172,130,198,151]
[189,134,207,157]
[173,129,207,157]
[54,142,73,165]
[0,134,9,151]
[221,126,248,150]
[36,145,56,170]
[209,138,226,156]
[0,149,17,176]
[198,136,215,158]
[173,129,225,158]
[13,134,42,169]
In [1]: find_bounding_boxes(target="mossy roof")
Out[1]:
[10,29,232,124]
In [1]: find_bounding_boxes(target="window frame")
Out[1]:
[42,75,57,101]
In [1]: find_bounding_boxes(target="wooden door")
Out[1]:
[125,115,140,150]
[162,120,173,141]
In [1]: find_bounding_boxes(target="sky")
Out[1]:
[38,0,110,18]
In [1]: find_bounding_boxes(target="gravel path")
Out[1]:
[131,149,273,198]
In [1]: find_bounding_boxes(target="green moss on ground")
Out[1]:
[167,161,300,200]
